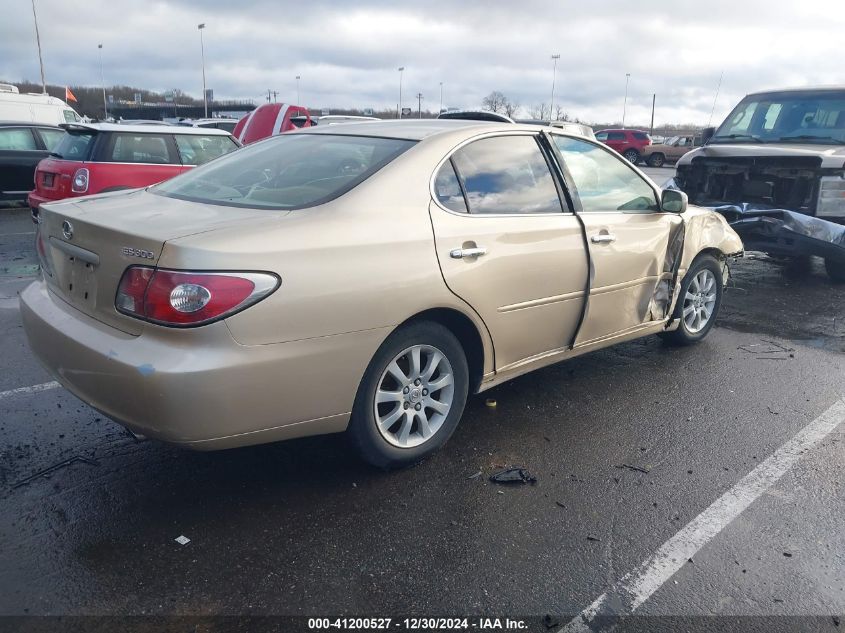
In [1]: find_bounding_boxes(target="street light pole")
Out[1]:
[439,82,443,114]
[397,67,404,119]
[622,72,631,128]
[98,44,107,120]
[30,0,46,94]
[550,54,560,121]
[198,23,207,118]
[296,75,301,105]
[416,92,423,118]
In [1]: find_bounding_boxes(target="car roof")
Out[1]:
[294,118,591,142]
[746,85,845,96]
[59,122,233,136]
[596,128,648,133]
[0,120,61,128]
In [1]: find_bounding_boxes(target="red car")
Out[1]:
[594,128,652,164]
[233,103,313,145]
[28,123,240,214]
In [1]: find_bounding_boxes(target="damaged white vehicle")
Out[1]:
[674,86,845,282]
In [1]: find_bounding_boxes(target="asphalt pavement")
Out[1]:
[1,198,843,632]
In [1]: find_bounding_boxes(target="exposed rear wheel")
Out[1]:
[647,153,665,167]
[825,257,845,283]
[660,255,723,346]
[348,321,468,469]
[623,149,640,164]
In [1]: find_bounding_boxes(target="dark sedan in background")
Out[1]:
[0,121,63,203]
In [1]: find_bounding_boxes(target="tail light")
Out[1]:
[116,267,279,327]
[71,168,89,193]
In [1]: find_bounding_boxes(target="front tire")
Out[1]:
[660,255,723,346]
[825,257,845,283]
[348,321,469,469]
[623,149,640,164]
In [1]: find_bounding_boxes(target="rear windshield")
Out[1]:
[51,132,95,160]
[154,133,416,209]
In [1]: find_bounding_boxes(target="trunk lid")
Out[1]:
[34,157,82,202]
[38,189,282,334]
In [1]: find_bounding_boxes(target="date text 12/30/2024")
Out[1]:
[308,618,529,630]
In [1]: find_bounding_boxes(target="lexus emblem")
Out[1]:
[61,220,74,240]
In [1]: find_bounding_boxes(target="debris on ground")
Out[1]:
[11,455,100,489]
[783,552,793,557]
[542,614,561,629]
[555,501,566,509]
[174,535,191,546]
[485,398,497,408]
[586,535,601,542]
[737,340,794,360]
[616,463,651,474]
[467,470,482,480]
[489,467,537,484]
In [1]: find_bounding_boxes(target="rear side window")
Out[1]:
[154,133,415,210]
[607,131,626,141]
[451,135,562,215]
[174,134,238,165]
[37,128,64,150]
[0,128,37,150]
[433,160,467,213]
[632,132,650,140]
[107,133,174,164]
[51,132,94,159]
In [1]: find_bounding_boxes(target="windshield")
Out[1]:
[713,91,845,144]
[154,133,416,209]
[51,131,95,159]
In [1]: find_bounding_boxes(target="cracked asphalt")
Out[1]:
[1,190,843,631]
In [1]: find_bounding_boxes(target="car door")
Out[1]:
[0,127,49,200]
[429,133,589,370]
[669,136,691,161]
[549,133,683,345]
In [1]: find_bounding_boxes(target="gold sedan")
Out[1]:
[21,121,743,468]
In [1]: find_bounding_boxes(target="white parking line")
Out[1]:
[0,381,61,401]
[561,398,845,632]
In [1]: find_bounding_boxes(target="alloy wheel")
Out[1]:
[373,344,455,448]
[682,269,717,333]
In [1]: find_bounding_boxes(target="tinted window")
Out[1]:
[215,120,237,132]
[595,132,608,141]
[606,131,626,141]
[451,136,562,215]
[52,132,95,159]
[632,132,650,140]
[155,133,415,210]
[433,160,467,213]
[0,128,37,151]
[552,135,659,213]
[63,110,81,123]
[175,134,238,165]
[37,128,64,150]
[108,134,173,164]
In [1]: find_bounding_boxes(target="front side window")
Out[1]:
[450,135,562,215]
[108,134,173,164]
[595,132,608,141]
[63,110,81,123]
[0,128,37,151]
[552,135,659,213]
[155,133,415,210]
[175,134,239,165]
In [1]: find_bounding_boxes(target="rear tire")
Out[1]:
[623,149,640,164]
[660,255,723,346]
[347,321,469,469]
[825,257,845,283]
[647,153,665,167]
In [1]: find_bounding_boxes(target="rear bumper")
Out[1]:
[20,280,386,449]
[27,191,53,210]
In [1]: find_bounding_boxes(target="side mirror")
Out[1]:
[701,126,716,145]
[661,189,688,214]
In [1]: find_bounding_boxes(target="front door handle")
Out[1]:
[450,247,487,259]
[590,233,616,244]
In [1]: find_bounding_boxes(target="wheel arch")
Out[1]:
[396,307,487,394]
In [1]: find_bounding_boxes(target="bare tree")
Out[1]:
[554,104,571,122]
[529,102,548,119]
[481,91,508,113]
[504,99,520,118]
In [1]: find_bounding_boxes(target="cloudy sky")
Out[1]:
[3,0,844,125]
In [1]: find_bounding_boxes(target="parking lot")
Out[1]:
[1,163,844,632]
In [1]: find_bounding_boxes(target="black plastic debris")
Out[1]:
[11,455,100,489]
[616,463,651,474]
[542,614,561,629]
[586,535,601,542]
[489,467,537,484]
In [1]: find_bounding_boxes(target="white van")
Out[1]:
[0,84,81,126]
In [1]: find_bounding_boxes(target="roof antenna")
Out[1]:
[707,71,723,128]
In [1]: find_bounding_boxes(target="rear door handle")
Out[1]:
[590,234,616,244]
[450,247,487,259]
